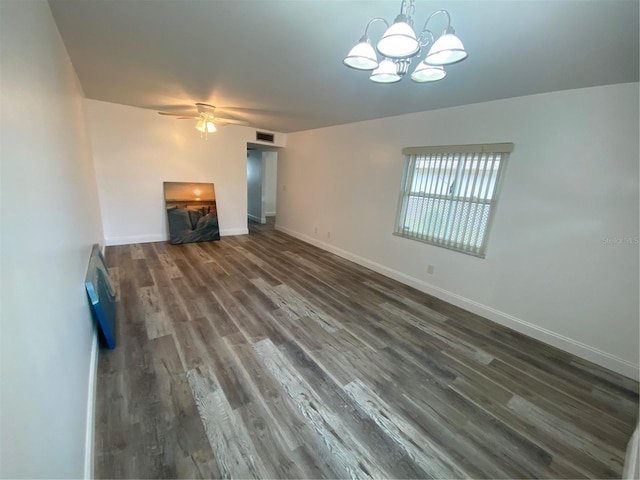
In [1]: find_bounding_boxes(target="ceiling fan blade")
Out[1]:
[158,112,199,118]
[159,104,250,126]
[213,117,250,126]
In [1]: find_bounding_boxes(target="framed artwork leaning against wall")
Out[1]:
[163,181,221,245]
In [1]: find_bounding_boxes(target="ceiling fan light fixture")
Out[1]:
[195,119,217,134]
[157,103,250,137]
[343,35,379,70]
[425,27,468,65]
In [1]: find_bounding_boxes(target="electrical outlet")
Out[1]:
[427,264,435,275]
[327,231,331,239]
[283,184,287,192]
[314,226,318,234]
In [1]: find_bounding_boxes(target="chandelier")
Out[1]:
[343,0,468,84]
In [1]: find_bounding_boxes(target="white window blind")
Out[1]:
[394,143,513,257]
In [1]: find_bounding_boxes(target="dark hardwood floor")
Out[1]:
[95,217,639,479]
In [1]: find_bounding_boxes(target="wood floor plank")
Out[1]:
[379,301,494,365]
[253,338,391,479]
[236,401,306,479]
[195,289,239,337]
[149,266,191,324]
[202,335,253,410]
[364,376,517,479]
[448,319,637,427]
[250,277,341,333]
[139,285,174,339]
[343,379,471,478]
[149,335,222,479]
[173,320,208,371]
[186,365,271,479]
[227,335,314,453]
[506,394,624,472]
[485,356,632,447]
[277,339,435,479]
[449,375,615,478]
[96,219,639,479]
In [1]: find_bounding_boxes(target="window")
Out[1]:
[394,143,513,257]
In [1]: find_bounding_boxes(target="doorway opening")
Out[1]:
[246,147,278,230]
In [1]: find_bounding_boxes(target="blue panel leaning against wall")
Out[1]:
[85,244,116,348]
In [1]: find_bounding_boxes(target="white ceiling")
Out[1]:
[48,0,639,133]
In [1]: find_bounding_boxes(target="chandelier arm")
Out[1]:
[419,9,451,35]
[363,17,389,37]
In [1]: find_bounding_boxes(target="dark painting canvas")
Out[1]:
[164,182,221,244]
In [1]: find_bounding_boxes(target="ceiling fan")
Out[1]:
[157,103,249,135]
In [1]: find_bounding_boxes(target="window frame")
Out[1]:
[393,143,513,258]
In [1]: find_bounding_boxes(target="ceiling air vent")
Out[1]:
[256,131,274,143]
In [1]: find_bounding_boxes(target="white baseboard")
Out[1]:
[105,233,166,246]
[623,423,640,479]
[105,228,248,246]
[221,228,249,236]
[275,225,639,379]
[84,328,99,479]
[265,212,276,217]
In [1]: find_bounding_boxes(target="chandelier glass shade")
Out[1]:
[377,17,420,58]
[370,58,402,83]
[343,36,379,70]
[410,63,446,83]
[425,28,468,65]
[343,1,467,84]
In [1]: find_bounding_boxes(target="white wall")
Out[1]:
[264,151,278,216]
[276,83,640,378]
[247,149,264,223]
[0,1,105,477]
[85,100,286,245]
